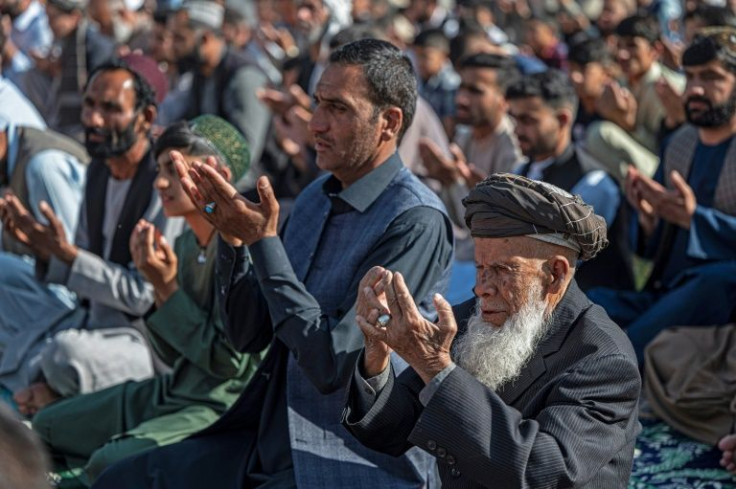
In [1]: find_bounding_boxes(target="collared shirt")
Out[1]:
[218,153,453,484]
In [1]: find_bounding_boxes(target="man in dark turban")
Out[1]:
[342,173,641,488]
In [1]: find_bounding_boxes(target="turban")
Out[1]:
[189,115,250,183]
[463,173,608,261]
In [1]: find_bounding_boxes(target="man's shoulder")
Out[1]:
[562,298,639,366]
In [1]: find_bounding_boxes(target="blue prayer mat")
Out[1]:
[630,419,736,488]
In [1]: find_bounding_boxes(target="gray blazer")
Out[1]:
[343,281,641,488]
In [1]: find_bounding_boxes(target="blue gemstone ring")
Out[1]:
[204,201,217,214]
[376,314,392,327]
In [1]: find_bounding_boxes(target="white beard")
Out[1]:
[452,282,551,391]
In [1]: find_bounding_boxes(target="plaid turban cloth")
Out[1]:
[463,173,608,261]
[189,115,251,183]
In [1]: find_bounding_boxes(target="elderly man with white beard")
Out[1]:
[342,173,642,489]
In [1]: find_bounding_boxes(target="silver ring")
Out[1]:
[376,313,392,327]
[204,201,216,214]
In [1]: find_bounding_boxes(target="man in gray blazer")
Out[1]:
[344,173,641,489]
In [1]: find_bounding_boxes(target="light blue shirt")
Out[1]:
[4,124,86,243]
[571,170,620,228]
[5,0,53,85]
[0,77,46,130]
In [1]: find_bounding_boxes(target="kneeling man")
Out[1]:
[343,173,641,488]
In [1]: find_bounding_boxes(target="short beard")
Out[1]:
[685,90,736,128]
[452,282,551,391]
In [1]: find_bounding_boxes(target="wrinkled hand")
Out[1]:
[655,77,685,129]
[356,271,456,384]
[0,195,77,263]
[635,169,696,230]
[596,82,637,131]
[174,151,280,246]
[355,267,393,377]
[129,219,178,304]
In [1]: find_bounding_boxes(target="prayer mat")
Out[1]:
[630,418,735,488]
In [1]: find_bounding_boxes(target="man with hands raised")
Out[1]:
[343,174,641,489]
[588,29,736,364]
[94,39,453,489]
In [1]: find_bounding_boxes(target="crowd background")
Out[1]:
[2,0,736,485]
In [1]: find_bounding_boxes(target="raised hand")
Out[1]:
[355,267,393,377]
[596,82,637,131]
[129,219,178,304]
[173,151,280,246]
[0,195,77,264]
[634,169,696,230]
[624,166,658,237]
[357,271,457,384]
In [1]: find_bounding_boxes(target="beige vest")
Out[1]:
[3,126,90,256]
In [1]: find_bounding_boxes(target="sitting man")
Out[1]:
[585,14,684,182]
[29,116,267,484]
[509,69,635,291]
[588,28,736,364]
[343,173,641,488]
[93,39,452,489]
[0,54,182,408]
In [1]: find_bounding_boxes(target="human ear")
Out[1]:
[140,106,157,133]
[381,107,403,141]
[546,255,571,294]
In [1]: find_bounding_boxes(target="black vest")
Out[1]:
[84,145,158,267]
[519,146,635,291]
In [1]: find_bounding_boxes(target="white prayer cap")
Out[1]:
[183,0,225,30]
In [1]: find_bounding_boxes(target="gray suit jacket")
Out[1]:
[343,281,641,488]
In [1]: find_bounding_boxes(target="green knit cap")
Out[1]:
[189,115,251,183]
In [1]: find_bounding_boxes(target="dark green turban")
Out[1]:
[463,173,608,261]
[189,115,250,183]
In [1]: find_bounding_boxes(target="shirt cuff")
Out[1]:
[418,363,456,406]
[353,354,391,415]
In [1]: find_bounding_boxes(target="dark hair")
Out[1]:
[568,38,613,66]
[459,53,520,91]
[683,28,736,74]
[525,16,560,38]
[449,22,488,66]
[684,6,736,29]
[329,25,386,50]
[413,28,450,53]
[615,14,661,44]
[328,39,417,140]
[506,69,578,111]
[87,59,158,111]
[154,121,220,161]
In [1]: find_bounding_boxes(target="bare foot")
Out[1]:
[718,434,736,473]
[13,382,60,417]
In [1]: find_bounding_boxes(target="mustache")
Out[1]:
[685,96,712,108]
[85,127,112,138]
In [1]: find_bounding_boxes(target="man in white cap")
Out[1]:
[168,0,271,187]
